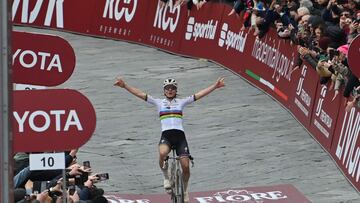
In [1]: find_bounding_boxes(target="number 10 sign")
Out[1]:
[29,153,65,170]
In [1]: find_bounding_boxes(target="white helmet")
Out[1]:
[163,78,177,88]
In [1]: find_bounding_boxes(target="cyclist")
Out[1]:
[114,76,225,202]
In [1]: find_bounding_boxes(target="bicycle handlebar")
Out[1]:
[164,155,195,167]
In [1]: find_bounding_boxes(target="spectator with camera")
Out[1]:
[13,149,110,203]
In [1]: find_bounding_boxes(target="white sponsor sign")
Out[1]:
[30,152,65,170]
[12,0,64,28]
[13,49,63,72]
[13,110,83,133]
[153,0,180,33]
[14,83,46,90]
[195,189,287,203]
[185,17,218,41]
[336,108,360,181]
[103,0,137,22]
[294,65,311,116]
[251,38,295,82]
[218,23,247,53]
[314,85,332,137]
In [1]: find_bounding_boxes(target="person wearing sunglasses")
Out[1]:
[114,76,225,203]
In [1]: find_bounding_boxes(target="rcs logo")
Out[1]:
[12,0,64,28]
[103,0,138,22]
[153,0,181,33]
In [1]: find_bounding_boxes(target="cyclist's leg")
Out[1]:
[159,131,172,189]
[180,157,190,189]
[180,157,190,202]
[159,143,171,189]
[175,131,191,202]
[159,143,171,170]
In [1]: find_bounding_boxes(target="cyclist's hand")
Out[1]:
[114,76,126,88]
[215,77,225,89]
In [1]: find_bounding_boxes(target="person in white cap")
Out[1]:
[114,76,225,202]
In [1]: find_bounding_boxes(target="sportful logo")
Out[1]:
[335,108,360,182]
[218,23,247,53]
[185,17,218,41]
[153,0,180,33]
[103,0,137,22]
[195,189,287,203]
[12,0,64,28]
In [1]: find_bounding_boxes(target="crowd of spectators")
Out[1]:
[13,150,108,203]
[163,0,360,110]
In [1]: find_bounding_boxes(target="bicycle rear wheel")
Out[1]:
[175,169,184,203]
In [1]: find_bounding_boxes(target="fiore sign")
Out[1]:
[13,89,96,152]
[348,35,360,78]
[104,184,310,203]
[12,31,75,86]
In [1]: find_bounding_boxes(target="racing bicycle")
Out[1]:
[164,149,194,203]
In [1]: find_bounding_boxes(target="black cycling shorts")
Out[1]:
[159,129,190,157]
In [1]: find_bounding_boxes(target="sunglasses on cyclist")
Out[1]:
[164,85,177,90]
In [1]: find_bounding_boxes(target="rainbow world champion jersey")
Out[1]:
[146,95,196,132]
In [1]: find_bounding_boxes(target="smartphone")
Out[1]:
[83,161,91,169]
[68,185,76,195]
[32,181,41,194]
[96,173,109,181]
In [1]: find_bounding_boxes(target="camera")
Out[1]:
[68,185,76,195]
[75,171,89,185]
[83,161,91,169]
[48,189,62,198]
[96,173,109,181]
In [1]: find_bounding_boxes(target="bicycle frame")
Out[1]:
[167,150,185,203]
[164,149,194,203]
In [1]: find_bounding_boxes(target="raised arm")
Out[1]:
[194,77,225,100]
[114,76,147,100]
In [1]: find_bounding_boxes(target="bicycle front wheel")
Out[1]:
[175,169,184,203]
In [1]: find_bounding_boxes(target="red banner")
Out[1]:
[309,83,341,150]
[242,36,297,107]
[288,64,319,128]
[143,0,187,53]
[330,102,360,189]
[105,184,310,203]
[12,31,75,86]
[90,0,149,43]
[13,89,96,152]
[348,35,360,78]
[12,0,95,33]
[211,5,251,74]
[179,3,225,60]
[11,0,360,193]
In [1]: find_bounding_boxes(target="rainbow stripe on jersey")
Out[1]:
[159,110,183,120]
